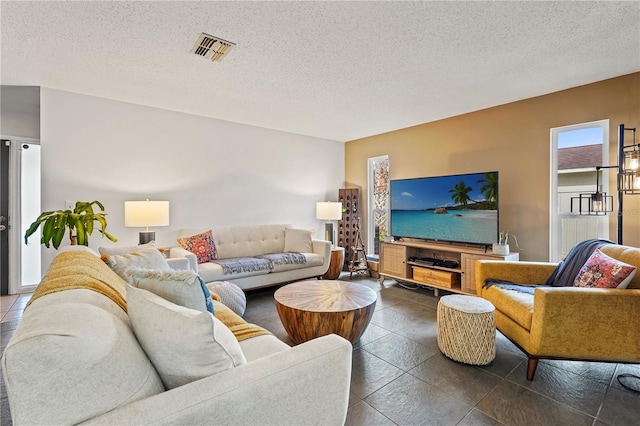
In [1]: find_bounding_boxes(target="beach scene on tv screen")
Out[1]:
[391,172,498,245]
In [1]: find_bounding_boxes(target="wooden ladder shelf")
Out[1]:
[349,219,370,278]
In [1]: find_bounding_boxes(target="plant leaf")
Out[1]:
[25,220,43,244]
[41,216,55,246]
[76,217,86,245]
[52,215,67,249]
[99,230,118,243]
[85,213,94,235]
[91,200,105,211]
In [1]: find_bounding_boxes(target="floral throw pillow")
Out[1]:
[573,249,637,289]
[177,229,218,264]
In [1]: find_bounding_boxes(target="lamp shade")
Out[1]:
[316,202,342,221]
[124,200,170,228]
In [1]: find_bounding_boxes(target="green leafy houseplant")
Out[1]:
[24,200,118,249]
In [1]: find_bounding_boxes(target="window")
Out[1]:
[367,155,389,257]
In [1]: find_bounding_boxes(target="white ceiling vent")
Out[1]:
[191,33,235,62]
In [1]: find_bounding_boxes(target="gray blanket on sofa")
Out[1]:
[483,238,613,294]
[213,257,272,275]
[212,253,307,275]
[258,252,307,267]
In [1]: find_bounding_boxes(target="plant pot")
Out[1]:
[492,243,509,255]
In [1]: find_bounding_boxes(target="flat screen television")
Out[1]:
[390,171,499,247]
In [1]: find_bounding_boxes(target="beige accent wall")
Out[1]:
[345,72,640,261]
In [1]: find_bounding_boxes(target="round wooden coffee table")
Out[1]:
[274,280,377,344]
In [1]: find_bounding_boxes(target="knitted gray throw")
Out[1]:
[483,238,614,294]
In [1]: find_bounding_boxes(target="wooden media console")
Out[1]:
[379,240,518,295]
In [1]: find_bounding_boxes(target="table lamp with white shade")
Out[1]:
[316,201,342,246]
[124,200,170,244]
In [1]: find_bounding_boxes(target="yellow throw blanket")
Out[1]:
[211,299,271,341]
[27,251,270,341]
[26,251,128,312]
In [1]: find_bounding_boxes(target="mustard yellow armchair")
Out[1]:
[476,244,640,380]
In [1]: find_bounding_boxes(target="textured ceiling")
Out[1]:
[1,1,639,142]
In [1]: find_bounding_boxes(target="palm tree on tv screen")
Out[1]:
[477,172,498,209]
[449,181,473,207]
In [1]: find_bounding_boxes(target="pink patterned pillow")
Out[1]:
[177,230,218,264]
[573,249,636,289]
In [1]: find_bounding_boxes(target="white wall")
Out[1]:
[40,88,344,271]
[0,109,40,139]
[0,86,40,139]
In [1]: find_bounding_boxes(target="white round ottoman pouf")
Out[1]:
[437,295,496,365]
[206,281,247,317]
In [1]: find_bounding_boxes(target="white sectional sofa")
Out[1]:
[170,224,331,290]
[1,249,352,425]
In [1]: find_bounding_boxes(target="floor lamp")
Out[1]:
[570,124,639,242]
[571,124,639,392]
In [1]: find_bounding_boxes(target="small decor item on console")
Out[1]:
[492,230,521,255]
[492,244,509,255]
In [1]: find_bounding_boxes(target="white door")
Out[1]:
[550,121,609,262]
[1,140,9,295]
[2,137,41,294]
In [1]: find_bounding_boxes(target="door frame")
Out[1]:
[2,135,41,294]
[549,120,609,262]
[1,139,9,295]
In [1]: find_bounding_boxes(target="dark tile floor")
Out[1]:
[244,273,640,426]
[2,274,639,425]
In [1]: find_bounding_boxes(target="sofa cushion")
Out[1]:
[573,249,637,289]
[98,241,156,256]
[210,300,272,344]
[177,229,218,263]
[206,281,246,316]
[238,334,290,362]
[482,286,534,331]
[58,245,100,256]
[599,245,640,289]
[180,225,289,259]
[2,290,164,425]
[126,285,247,390]
[130,268,214,314]
[284,228,313,253]
[103,248,170,283]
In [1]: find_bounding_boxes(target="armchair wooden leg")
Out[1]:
[527,358,539,381]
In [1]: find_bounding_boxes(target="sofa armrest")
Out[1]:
[530,287,640,360]
[169,247,198,273]
[312,239,331,273]
[476,260,558,294]
[312,238,331,257]
[84,334,352,426]
[166,257,190,271]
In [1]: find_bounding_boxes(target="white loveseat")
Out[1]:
[170,224,331,290]
[1,250,352,425]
